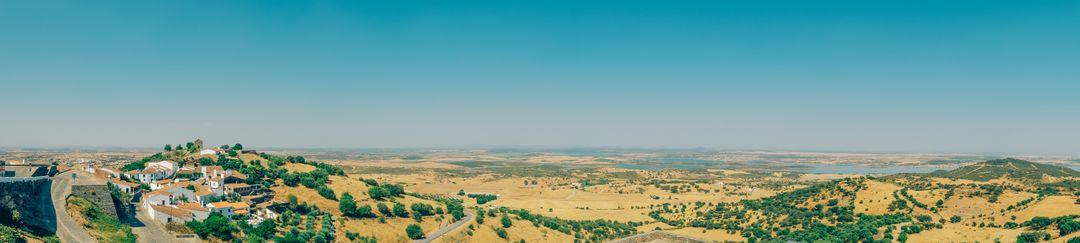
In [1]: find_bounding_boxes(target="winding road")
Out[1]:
[413,211,475,243]
[51,170,94,243]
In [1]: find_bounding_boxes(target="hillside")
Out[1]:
[929,158,1080,181]
[106,140,470,243]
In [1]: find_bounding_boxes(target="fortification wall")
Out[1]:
[0,176,56,235]
[608,231,710,243]
[71,184,118,218]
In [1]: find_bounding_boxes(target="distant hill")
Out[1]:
[928,158,1080,181]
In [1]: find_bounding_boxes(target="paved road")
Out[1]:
[414,211,475,243]
[51,170,95,243]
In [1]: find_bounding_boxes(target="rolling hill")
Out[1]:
[929,158,1080,181]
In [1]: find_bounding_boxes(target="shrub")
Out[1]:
[368,187,390,200]
[317,186,336,200]
[1017,231,1050,243]
[187,213,237,241]
[411,203,435,216]
[495,227,508,239]
[377,203,391,216]
[393,203,409,218]
[406,224,425,239]
[501,215,513,228]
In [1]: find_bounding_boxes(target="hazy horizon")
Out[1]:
[3,1,1079,154]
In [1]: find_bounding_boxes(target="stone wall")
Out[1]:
[71,184,118,218]
[0,177,56,235]
[608,231,710,243]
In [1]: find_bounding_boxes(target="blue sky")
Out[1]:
[1,1,1079,154]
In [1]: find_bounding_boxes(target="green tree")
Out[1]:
[249,220,277,240]
[369,186,390,200]
[187,213,237,240]
[501,214,513,228]
[287,194,299,209]
[339,193,357,216]
[494,227,508,239]
[1061,220,1080,236]
[317,186,336,200]
[383,184,405,197]
[476,208,486,224]
[406,224,425,239]
[1028,217,1053,230]
[356,205,376,218]
[377,203,391,215]
[234,143,243,150]
[950,215,962,223]
[1017,232,1049,243]
[393,203,409,218]
[411,203,434,216]
[164,144,172,151]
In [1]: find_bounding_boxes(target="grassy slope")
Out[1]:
[66,196,136,243]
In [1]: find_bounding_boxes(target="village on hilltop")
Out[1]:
[81,139,276,226]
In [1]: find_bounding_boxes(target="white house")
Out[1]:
[208,178,224,194]
[147,161,176,171]
[134,161,176,184]
[147,204,194,224]
[98,168,122,179]
[145,191,172,208]
[194,190,217,205]
[207,201,249,217]
[200,166,229,179]
[164,186,196,204]
[199,149,219,156]
[109,178,138,194]
[142,185,195,209]
[175,202,212,221]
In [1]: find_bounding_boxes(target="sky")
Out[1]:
[1,1,1079,154]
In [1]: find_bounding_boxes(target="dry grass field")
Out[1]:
[433,217,576,243]
[854,180,902,214]
[907,223,1023,243]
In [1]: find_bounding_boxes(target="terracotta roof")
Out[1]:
[142,166,166,173]
[153,179,173,184]
[151,204,193,218]
[208,201,249,209]
[195,190,216,196]
[147,190,172,197]
[224,183,250,189]
[175,203,210,212]
[153,181,198,193]
[234,209,248,214]
[109,178,139,188]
